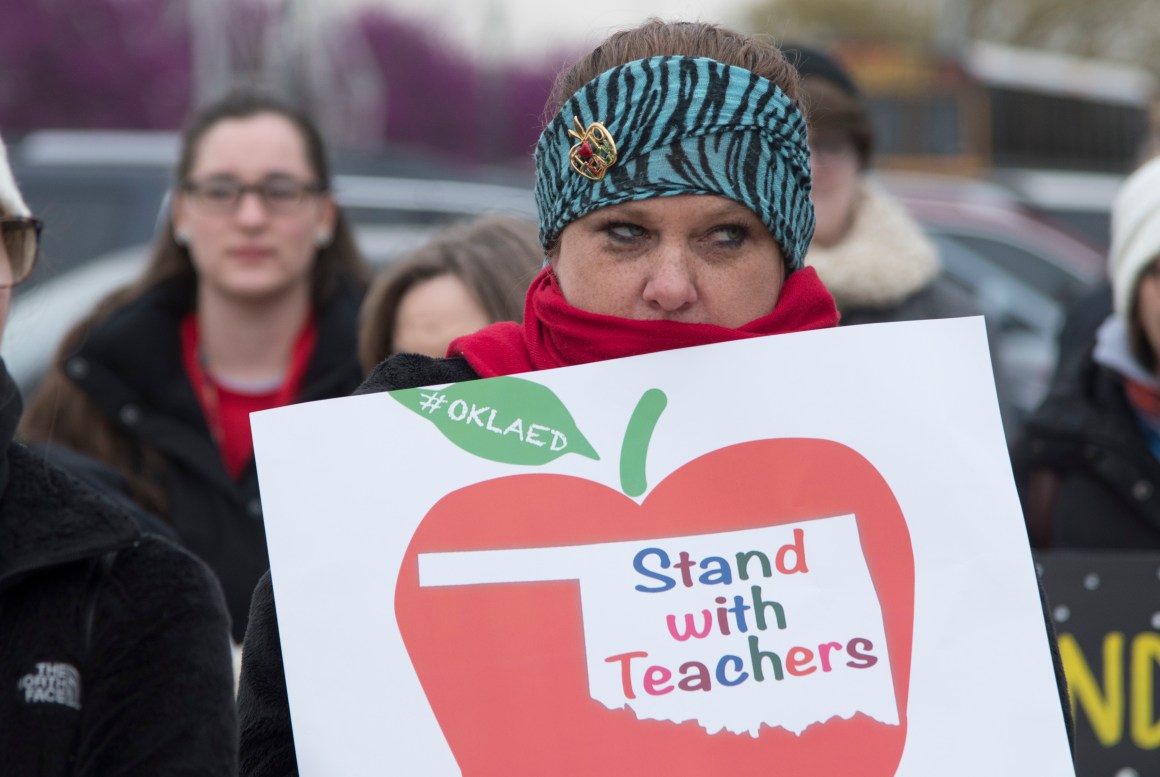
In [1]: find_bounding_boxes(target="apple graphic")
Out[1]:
[395,437,913,776]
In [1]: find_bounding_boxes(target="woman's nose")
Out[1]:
[234,190,269,225]
[642,243,698,314]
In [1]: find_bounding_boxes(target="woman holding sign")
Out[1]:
[238,20,1069,774]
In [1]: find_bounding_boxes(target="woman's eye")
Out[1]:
[707,225,746,245]
[203,187,239,205]
[606,223,646,241]
[264,183,301,203]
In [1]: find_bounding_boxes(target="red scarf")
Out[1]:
[181,313,317,478]
[1125,377,1160,422]
[449,266,839,377]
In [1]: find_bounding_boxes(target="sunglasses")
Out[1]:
[1,216,41,287]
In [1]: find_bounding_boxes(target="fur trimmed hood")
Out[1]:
[805,183,939,312]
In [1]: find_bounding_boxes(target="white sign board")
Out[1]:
[252,317,1074,777]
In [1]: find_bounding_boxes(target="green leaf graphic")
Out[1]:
[390,377,599,466]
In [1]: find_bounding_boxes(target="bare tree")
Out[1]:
[749,0,1160,70]
[260,1,385,150]
[749,0,935,46]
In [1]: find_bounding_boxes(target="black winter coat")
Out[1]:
[839,275,978,327]
[0,362,237,775]
[1013,351,1160,548]
[238,352,1073,775]
[62,279,363,641]
[238,353,478,777]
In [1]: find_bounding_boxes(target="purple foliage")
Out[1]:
[497,62,568,160]
[348,9,560,165]
[353,11,480,160]
[0,0,562,164]
[0,0,193,131]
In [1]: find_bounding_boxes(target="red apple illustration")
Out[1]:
[395,438,913,776]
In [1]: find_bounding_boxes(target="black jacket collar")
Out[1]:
[75,277,364,419]
[0,361,139,591]
[66,277,363,492]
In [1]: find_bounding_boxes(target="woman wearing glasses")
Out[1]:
[1,135,237,774]
[0,207,37,307]
[21,90,369,643]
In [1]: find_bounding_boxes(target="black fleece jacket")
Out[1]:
[0,361,238,775]
[1013,351,1160,548]
[62,278,363,642]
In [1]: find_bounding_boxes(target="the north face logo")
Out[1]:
[18,662,81,710]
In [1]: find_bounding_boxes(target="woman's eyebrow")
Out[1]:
[194,169,301,180]
[601,201,757,221]
[596,203,652,220]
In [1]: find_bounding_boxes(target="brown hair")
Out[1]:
[797,75,874,170]
[545,19,802,122]
[358,215,542,373]
[137,89,367,304]
[19,89,369,516]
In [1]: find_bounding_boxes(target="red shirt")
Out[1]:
[180,313,318,479]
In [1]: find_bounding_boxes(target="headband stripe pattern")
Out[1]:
[535,56,814,270]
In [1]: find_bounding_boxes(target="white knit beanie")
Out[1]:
[0,134,30,218]
[1110,155,1160,320]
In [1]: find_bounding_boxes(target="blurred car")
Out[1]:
[8,130,535,287]
[9,131,177,287]
[876,171,1106,432]
[3,173,536,394]
[989,167,1121,250]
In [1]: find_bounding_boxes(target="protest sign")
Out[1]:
[1037,551,1160,777]
[252,317,1073,776]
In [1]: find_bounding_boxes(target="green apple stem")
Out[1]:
[619,389,668,497]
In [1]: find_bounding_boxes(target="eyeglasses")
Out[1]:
[1,216,42,287]
[181,176,324,215]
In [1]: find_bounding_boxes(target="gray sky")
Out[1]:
[340,0,754,61]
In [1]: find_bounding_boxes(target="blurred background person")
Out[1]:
[19,90,370,644]
[790,45,978,327]
[787,45,1022,434]
[358,214,541,371]
[1051,139,1160,377]
[1015,156,1160,548]
[0,133,237,776]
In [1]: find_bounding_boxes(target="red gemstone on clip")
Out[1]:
[567,118,617,181]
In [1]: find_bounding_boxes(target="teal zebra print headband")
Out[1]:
[534,55,815,271]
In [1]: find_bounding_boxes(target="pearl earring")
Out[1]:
[174,230,190,246]
[315,231,332,248]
